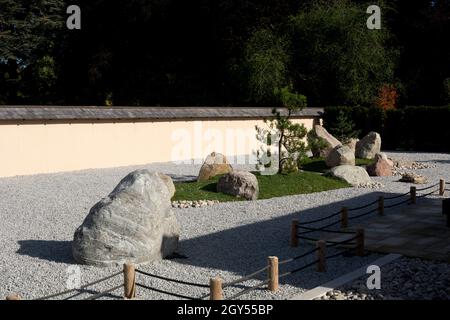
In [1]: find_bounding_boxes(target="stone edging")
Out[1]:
[289,253,402,300]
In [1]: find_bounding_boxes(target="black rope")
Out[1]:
[296,234,358,247]
[297,219,342,235]
[417,189,438,198]
[227,280,269,300]
[325,234,360,248]
[279,247,320,265]
[298,224,355,235]
[347,207,378,221]
[222,266,269,288]
[384,197,411,209]
[326,248,352,260]
[135,269,209,288]
[35,270,122,300]
[136,283,199,300]
[280,259,320,277]
[84,284,123,300]
[384,191,410,200]
[415,183,439,191]
[297,210,341,225]
[347,199,379,211]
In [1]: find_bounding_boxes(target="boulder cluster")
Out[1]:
[197,152,259,201]
[312,125,433,186]
[311,125,386,186]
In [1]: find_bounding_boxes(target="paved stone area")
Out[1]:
[326,197,450,262]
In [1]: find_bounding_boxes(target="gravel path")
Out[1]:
[316,256,450,300]
[0,151,449,300]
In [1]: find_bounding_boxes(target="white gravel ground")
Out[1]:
[0,151,449,300]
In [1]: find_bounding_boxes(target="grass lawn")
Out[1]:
[173,170,351,202]
[300,157,374,173]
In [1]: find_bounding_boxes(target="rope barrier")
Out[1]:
[84,284,123,300]
[325,249,351,260]
[279,259,320,278]
[136,283,199,300]
[227,280,270,300]
[383,197,411,209]
[347,199,379,211]
[279,247,320,265]
[347,207,378,221]
[297,224,355,235]
[297,219,342,235]
[135,269,209,288]
[296,234,358,247]
[417,189,438,198]
[325,234,360,248]
[384,191,410,200]
[34,270,122,300]
[222,266,269,288]
[297,210,341,225]
[415,183,439,191]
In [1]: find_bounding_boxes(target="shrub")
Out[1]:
[323,105,450,152]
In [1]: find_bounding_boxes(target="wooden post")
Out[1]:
[340,207,348,228]
[123,263,136,299]
[378,196,384,216]
[290,219,299,247]
[267,256,279,292]
[443,199,450,226]
[410,186,416,204]
[316,240,326,272]
[210,277,223,300]
[356,229,365,256]
[5,294,21,300]
[440,179,445,196]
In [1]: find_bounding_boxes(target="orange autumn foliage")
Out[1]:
[376,84,398,110]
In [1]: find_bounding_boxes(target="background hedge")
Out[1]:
[323,106,450,152]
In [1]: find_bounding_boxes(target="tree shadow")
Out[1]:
[170,190,415,285]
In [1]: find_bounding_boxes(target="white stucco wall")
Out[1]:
[0,117,318,177]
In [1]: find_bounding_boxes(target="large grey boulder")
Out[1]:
[327,165,372,186]
[198,152,233,182]
[356,132,381,159]
[325,145,355,167]
[310,125,342,158]
[73,170,180,267]
[217,171,259,200]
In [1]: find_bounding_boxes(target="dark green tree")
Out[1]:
[256,86,308,174]
[288,0,397,107]
[0,0,65,103]
[327,109,359,143]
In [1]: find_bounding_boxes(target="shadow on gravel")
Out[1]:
[16,240,74,264]
[173,190,413,285]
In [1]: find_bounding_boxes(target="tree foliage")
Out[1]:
[0,0,448,106]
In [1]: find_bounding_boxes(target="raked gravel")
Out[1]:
[0,151,449,300]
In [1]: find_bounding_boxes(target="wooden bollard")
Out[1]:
[440,179,445,196]
[267,256,279,292]
[378,196,384,216]
[410,186,416,204]
[340,207,348,228]
[356,229,365,256]
[443,199,450,226]
[316,240,326,272]
[210,277,223,300]
[6,294,21,300]
[290,219,299,247]
[123,263,136,299]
